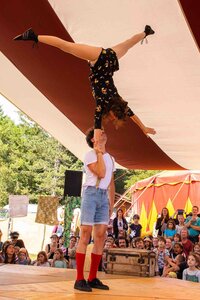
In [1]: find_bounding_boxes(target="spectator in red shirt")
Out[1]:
[181,227,193,258]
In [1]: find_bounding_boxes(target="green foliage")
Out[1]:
[0,108,83,207]
[0,105,160,207]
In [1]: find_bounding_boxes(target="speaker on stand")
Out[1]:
[64,170,83,197]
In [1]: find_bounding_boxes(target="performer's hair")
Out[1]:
[103,95,128,127]
[85,127,94,148]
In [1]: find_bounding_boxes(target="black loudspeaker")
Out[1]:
[64,170,83,197]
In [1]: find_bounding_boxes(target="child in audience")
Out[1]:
[144,237,153,250]
[33,251,50,267]
[152,237,159,250]
[14,246,20,256]
[176,214,185,234]
[129,214,142,241]
[164,220,177,239]
[171,242,184,259]
[173,233,181,245]
[163,254,185,278]
[194,243,200,255]
[17,248,30,265]
[2,242,17,264]
[134,237,144,249]
[51,248,68,268]
[182,253,200,282]
[153,237,169,276]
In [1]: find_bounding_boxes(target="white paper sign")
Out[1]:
[9,195,29,218]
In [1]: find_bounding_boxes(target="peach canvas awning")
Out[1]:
[0,0,200,169]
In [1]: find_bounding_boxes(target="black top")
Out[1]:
[155,217,169,236]
[129,223,142,238]
[89,48,134,129]
[113,217,128,239]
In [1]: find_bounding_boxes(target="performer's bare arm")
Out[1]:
[108,175,115,216]
[88,151,106,178]
[130,115,156,136]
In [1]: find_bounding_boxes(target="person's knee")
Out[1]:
[80,228,91,245]
[94,230,106,241]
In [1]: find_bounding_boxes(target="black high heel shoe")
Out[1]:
[13,28,38,43]
[141,25,155,44]
[144,25,155,37]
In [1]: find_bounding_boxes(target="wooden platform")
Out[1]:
[0,264,199,300]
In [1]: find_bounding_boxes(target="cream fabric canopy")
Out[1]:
[0,0,200,169]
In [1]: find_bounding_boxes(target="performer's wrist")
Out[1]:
[96,151,103,154]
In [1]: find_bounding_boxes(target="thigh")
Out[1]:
[94,191,109,225]
[80,187,97,225]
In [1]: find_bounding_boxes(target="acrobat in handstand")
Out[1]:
[14,25,156,143]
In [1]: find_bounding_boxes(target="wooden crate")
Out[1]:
[105,248,156,277]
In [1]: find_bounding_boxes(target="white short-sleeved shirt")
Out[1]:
[83,150,115,190]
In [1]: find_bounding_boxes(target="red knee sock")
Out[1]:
[76,252,86,281]
[88,253,102,281]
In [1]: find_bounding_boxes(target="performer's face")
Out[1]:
[108,110,117,121]
[99,131,107,145]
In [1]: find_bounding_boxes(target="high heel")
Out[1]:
[144,25,155,37]
[13,28,38,43]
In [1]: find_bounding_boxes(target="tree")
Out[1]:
[0,108,83,207]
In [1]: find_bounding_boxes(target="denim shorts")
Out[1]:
[80,186,109,225]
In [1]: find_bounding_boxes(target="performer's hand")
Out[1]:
[144,127,156,136]
[94,129,103,144]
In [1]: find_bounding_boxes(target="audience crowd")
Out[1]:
[0,205,200,283]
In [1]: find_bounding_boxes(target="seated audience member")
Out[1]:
[51,248,68,268]
[0,230,3,251]
[17,248,30,265]
[194,243,200,255]
[181,228,193,258]
[45,233,59,260]
[10,231,25,248]
[144,237,153,250]
[33,251,50,267]
[102,239,113,271]
[155,208,170,236]
[162,254,186,278]
[106,234,117,248]
[172,233,181,245]
[67,236,77,269]
[117,237,127,248]
[165,238,173,258]
[58,235,67,256]
[14,246,20,256]
[164,219,177,239]
[171,242,184,259]
[176,214,185,234]
[153,237,169,276]
[104,240,113,249]
[182,252,200,282]
[2,242,17,264]
[129,214,142,241]
[113,209,128,240]
[152,237,159,250]
[107,218,113,235]
[134,237,144,250]
[184,206,200,244]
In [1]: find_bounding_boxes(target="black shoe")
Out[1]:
[88,278,109,290]
[74,279,92,292]
[13,28,38,43]
[144,25,155,37]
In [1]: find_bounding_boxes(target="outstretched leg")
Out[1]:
[38,35,102,62]
[112,32,145,59]
[112,25,154,59]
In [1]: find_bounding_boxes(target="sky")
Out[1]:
[0,94,21,124]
